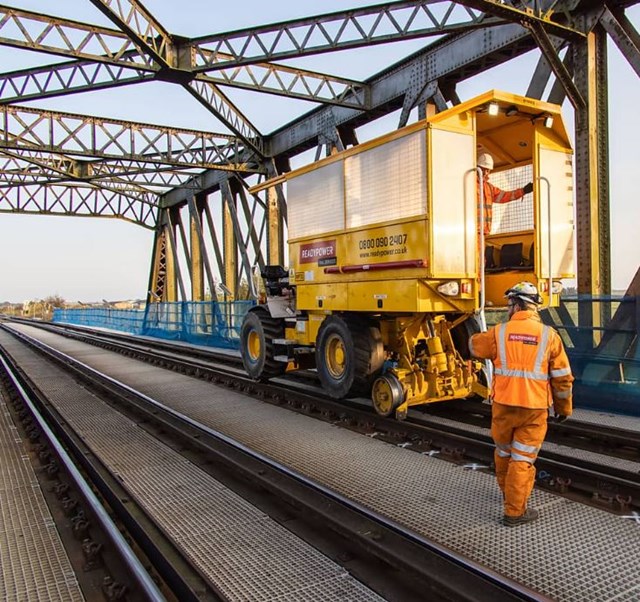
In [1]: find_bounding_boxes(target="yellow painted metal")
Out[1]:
[246,329,262,363]
[323,332,347,379]
[379,314,485,415]
[289,216,426,283]
[371,375,403,417]
[164,224,177,302]
[267,185,283,266]
[223,195,236,300]
[256,90,573,412]
[484,272,557,308]
[190,207,204,301]
[429,90,571,156]
[290,218,477,313]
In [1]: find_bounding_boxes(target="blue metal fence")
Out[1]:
[51,295,639,413]
[53,301,255,350]
[542,295,639,413]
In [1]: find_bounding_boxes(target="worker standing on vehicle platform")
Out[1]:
[468,282,573,526]
[477,153,533,235]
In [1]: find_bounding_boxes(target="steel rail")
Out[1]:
[0,351,166,602]
[23,319,640,461]
[2,323,550,602]
[0,336,227,602]
[6,319,640,510]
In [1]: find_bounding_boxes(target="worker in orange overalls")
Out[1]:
[469,281,573,526]
[477,153,533,236]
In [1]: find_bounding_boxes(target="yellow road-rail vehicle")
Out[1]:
[241,90,575,419]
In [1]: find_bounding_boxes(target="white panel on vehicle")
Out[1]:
[287,161,344,239]
[430,128,475,276]
[345,130,426,228]
[538,148,575,277]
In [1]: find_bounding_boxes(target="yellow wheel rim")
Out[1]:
[324,333,346,379]
[247,329,262,363]
[371,374,404,417]
[372,378,393,415]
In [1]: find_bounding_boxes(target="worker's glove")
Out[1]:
[523,182,534,194]
[554,414,569,423]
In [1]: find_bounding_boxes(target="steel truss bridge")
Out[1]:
[0,1,638,320]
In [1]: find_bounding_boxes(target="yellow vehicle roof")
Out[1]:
[428,89,571,170]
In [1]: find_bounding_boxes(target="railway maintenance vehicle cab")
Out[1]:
[241,90,575,419]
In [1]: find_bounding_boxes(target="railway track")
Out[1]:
[0,323,548,602]
[7,319,640,514]
[12,320,640,453]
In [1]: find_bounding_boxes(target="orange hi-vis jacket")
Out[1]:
[477,175,524,235]
[469,310,574,416]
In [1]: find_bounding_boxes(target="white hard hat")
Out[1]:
[505,281,542,305]
[477,153,494,170]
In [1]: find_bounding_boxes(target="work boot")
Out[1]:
[502,508,539,527]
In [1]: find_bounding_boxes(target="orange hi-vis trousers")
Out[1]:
[491,402,548,517]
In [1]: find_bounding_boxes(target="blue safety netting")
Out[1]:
[52,301,255,350]
[51,295,639,414]
[541,294,639,414]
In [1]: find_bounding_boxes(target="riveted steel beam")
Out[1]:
[88,0,174,67]
[189,1,496,72]
[0,61,154,104]
[524,19,585,109]
[0,182,157,227]
[0,148,204,190]
[573,23,611,297]
[0,5,155,69]
[455,0,584,39]
[600,5,640,77]
[0,104,252,171]
[84,0,265,156]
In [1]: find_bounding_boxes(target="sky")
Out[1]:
[0,1,638,302]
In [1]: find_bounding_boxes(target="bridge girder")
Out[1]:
[0,0,638,303]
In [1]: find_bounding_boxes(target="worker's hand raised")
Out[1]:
[523,182,533,195]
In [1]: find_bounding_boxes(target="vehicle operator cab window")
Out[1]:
[484,163,535,273]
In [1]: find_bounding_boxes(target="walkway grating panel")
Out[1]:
[0,389,84,602]
[0,329,384,601]
[5,324,640,602]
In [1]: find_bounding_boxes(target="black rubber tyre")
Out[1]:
[316,315,384,399]
[450,314,488,398]
[240,307,286,381]
[450,315,481,360]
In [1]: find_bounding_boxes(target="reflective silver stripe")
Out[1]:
[495,442,511,458]
[554,388,572,399]
[511,452,536,464]
[512,440,540,455]
[533,325,550,374]
[494,367,549,381]
[497,323,507,367]
[495,190,507,203]
[551,367,572,377]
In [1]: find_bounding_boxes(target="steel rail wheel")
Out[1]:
[371,374,405,417]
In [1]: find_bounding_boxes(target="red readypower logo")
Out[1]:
[299,240,336,264]
[508,333,539,345]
